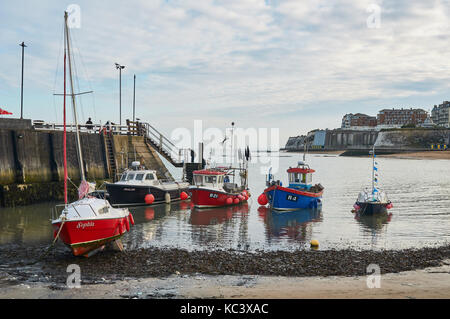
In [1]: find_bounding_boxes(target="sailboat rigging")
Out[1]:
[51,12,134,257]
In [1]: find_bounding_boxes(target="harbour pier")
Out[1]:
[0,118,196,207]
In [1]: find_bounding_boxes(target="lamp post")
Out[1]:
[20,42,27,119]
[115,63,125,126]
[133,74,136,123]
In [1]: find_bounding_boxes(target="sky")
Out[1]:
[1,0,450,145]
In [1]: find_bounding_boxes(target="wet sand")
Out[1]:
[1,261,449,299]
[0,244,449,298]
[379,151,450,160]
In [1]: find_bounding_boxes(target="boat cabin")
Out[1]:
[192,169,242,193]
[118,169,159,185]
[287,161,315,190]
[193,170,226,187]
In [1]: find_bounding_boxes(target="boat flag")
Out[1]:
[372,188,379,193]
[373,166,378,171]
[0,108,13,115]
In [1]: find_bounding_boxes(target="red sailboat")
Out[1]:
[51,12,133,257]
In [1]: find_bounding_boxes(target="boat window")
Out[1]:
[295,173,300,183]
[145,173,155,180]
[301,174,306,183]
[135,173,145,181]
[127,174,135,181]
[205,176,217,184]
[194,175,203,185]
[120,174,127,181]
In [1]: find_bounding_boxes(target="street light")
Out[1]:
[20,42,27,119]
[115,63,125,126]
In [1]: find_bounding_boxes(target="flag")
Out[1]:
[0,108,13,115]
[372,188,379,193]
[375,162,378,165]
[373,166,378,171]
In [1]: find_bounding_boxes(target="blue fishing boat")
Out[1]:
[259,161,324,211]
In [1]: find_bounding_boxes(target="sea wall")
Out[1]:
[0,128,110,207]
[285,128,450,155]
[374,128,450,151]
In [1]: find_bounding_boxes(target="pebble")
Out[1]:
[0,244,449,284]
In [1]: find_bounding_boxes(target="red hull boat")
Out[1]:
[52,197,134,257]
[189,168,250,208]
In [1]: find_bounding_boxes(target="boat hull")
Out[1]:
[52,215,131,256]
[106,183,189,206]
[355,202,388,215]
[190,188,247,208]
[264,185,323,211]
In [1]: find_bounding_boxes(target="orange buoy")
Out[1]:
[258,193,268,206]
[180,191,189,201]
[145,194,155,205]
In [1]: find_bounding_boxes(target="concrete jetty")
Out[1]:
[0,118,190,207]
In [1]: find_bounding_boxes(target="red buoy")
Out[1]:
[226,197,233,205]
[234,198,240,204]
[258,193,268,206]
[145,194,155,205]
[180,191,189,201]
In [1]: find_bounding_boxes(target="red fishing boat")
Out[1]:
[51,11,133,257]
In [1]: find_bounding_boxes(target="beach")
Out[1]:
[1,260,449,299]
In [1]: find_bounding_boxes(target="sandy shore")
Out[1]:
[284,150,450,160]
[379,151,450,160]
[1,260,449,299]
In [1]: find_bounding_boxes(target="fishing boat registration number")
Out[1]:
[286,195,298,202]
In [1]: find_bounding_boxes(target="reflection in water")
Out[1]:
[258,206,322,244]
[189,207,234,226]
[189,204,250,247]
[355,212,392,232]
[0,202,55,245]
[355,212,393,247]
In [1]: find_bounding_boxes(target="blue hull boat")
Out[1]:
[265,185,322,211]
[261,161,324,211]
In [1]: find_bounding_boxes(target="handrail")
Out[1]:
[33,120,191,166]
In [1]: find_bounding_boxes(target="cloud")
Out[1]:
[1,0,450,143]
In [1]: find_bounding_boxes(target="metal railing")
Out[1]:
[33,119,192,167]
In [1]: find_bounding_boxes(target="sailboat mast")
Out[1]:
[63,18,68,205]
[371,145,375,194]
[64,11,85,181]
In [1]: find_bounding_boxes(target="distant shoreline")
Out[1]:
[282,150,450,160]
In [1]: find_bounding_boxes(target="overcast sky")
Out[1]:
[1,0,450,144]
